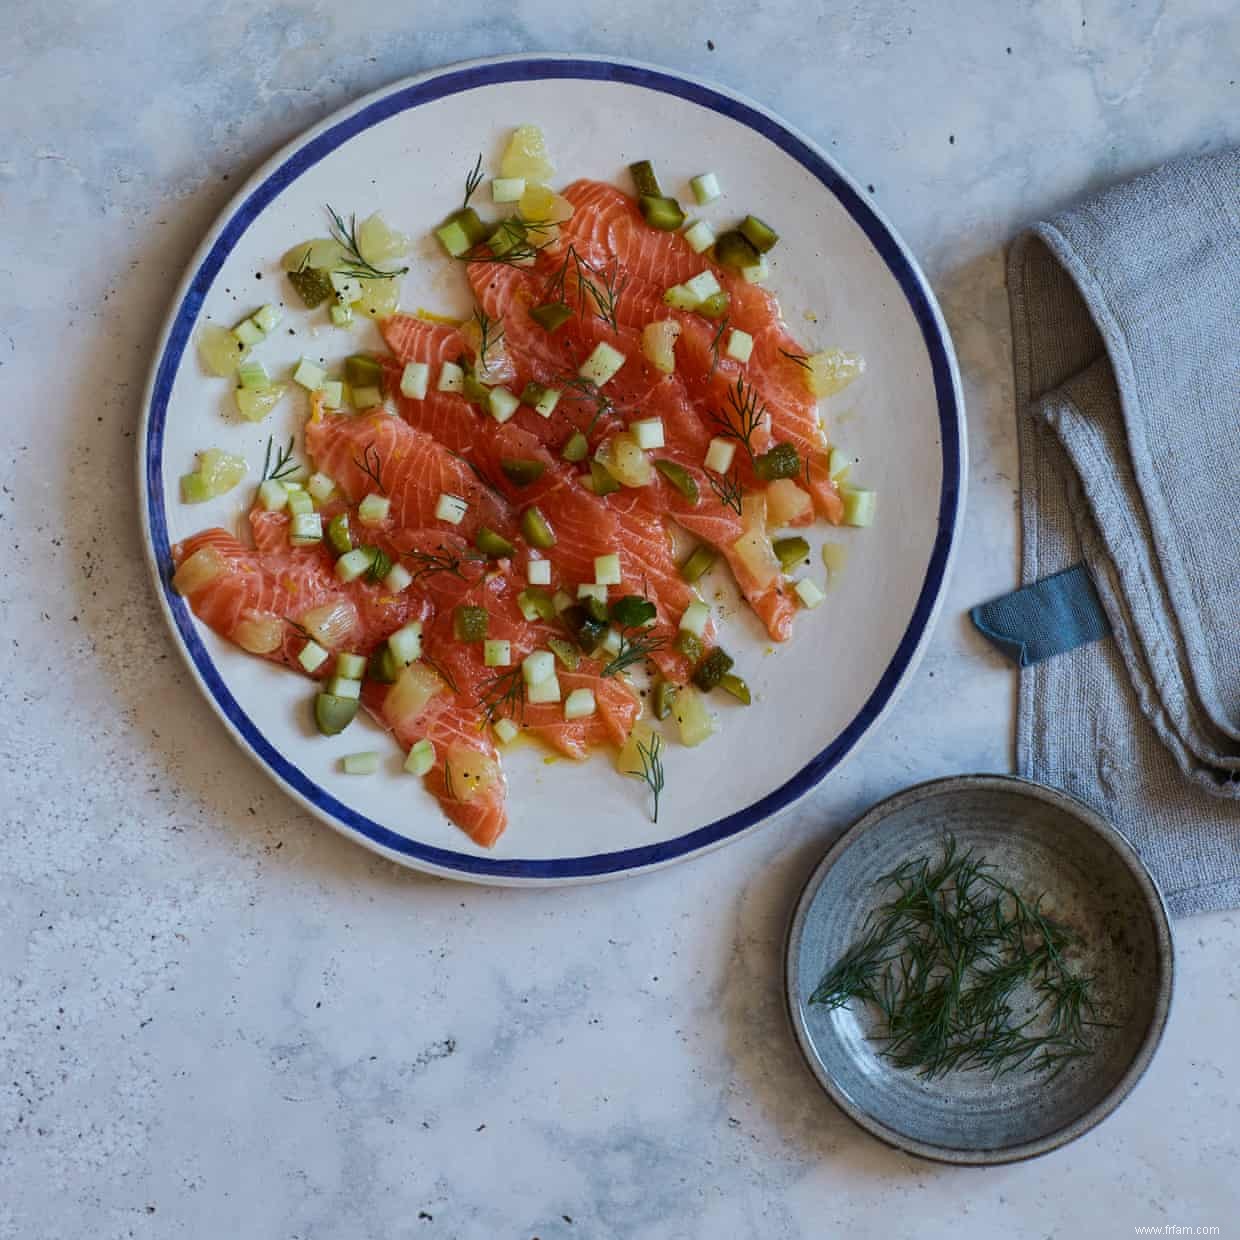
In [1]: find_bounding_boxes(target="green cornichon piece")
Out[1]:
[561,605,607,654]
[738,214,779,254]
[581,595,609,624]
[653,679,678,720]
[697,290,731,319]
[462,368,490,406]
[518,588,557,623]
[679,544,717,584]
[629,160,663,198]
[561,431,589,463]
[713,229,761,271]
[314,691,358,736]
[547,637,581,671]
[674,630,704,663]
[345,354,383,388]
[453,605,489,642]
[475,527,516,559]
[589,459,620,496]
[367,645,399,684]
[287,266,335,309]
[638,195,685,232]
[754,442,801,481]
[521,381,549,406]
[773,536,810,573]
[530,301,573,333]
[654,459,700,504]
[326,512,353,557]
[693,647,735,692]
[720,673,751,705]
[500,458,546,487]
[520,506,556,549]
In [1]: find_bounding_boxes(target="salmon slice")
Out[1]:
[305,410,514,542]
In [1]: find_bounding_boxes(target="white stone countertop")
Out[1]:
[3,3,1238,1236]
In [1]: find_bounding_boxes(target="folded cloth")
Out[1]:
[1006,148,1240,917]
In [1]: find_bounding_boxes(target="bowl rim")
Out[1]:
[783,772,1174,1165]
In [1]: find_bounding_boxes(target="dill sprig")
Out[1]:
[624,732,665,823]
[707,468,744,515]
[707,376,767,466]
[462,153,484,209]
[478,665,525,726]
[261,435,300,482]
[540,245,627,332]
[353,442,387,495]
[558,373,615,436]
[403,545,486,583]
[459,216,552,267]
[708,317,729,376]
[580,260,627,333]
[471,308,504,370]
[810,836,1107,1081]
[602,627,668,678]
[326,205,410,280]
[443,761,456,799]
[779,348,812,370]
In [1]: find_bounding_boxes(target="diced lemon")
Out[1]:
[501,125,556,183]
[806,348,865,397]
[198,324,248,377]
[673,685,715,747]
[356,212,410,265]
[641,321,681,374]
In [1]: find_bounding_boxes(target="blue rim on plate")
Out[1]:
[139,55,966,882]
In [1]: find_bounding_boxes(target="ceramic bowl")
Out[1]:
[784,774,1173,1163]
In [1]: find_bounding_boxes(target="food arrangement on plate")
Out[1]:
[170,124,874,847]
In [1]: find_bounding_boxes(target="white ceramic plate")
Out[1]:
[139,55,965,884]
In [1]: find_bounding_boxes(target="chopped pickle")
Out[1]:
[368,548,393,582]
[530,301,573,332]
[444,206,487,249]
[720,673,752,705]
[326,512,352,557]
[561,431,589,463]
[610,595,656,629]
[500,458,546,487]
[345,354,383,388]
[773,535,810,573]
[679,544,717,583]
[561,605,608,654]
[654,459,700,504]
[675,630,705,664]
[520,381,549,406]
[287,266,336,308]
[367,645,399,684]
[738,214,779,254]
[629,160,663,197]
[517,588,557,622]
[713,229,761,270]
[697,290,731,319]
[314,691,358,736]
[581,594,609,624]
[653,679,678,720]
[461,368,490,406]
[475,527,516,559]
[693,647,735,691]
[639,194,685,231]
[547,637,581,671]
[520,506,556,549]
[589,459,620,496]
[754,442,801,481]
[453,605,489,642]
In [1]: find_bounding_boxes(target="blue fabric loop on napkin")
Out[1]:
[970,564,1111,667]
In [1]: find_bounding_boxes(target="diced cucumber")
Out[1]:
[342,751,379,775]
[307,472,335,504]
[404,738,435,776]
[522,650,556,687]
[630,418,664,450]
[704,437,735,474]
[841,487,877,527]
[438,361,465,393]
[330,304,354,327]
[741,257,769,284]
[253,304,282,333]
[384,562,413,593]
[298,640,329,673]
[335,548,373,582]
[526,558,551,586]
[690,172,722,204]
[593,553,622,586]
[679,600,710,637]
[517,588,556,622]
[389,621,423,665]
[400,362,429,400]
[494,718,520,745]
[237,360,270,390]
[491,177,525,203]
[488,386,520,423]
[336,652,366,680]
[578,343,626,387]
[577,583,608,604]
[527,674,561,705]
[795,577,826,609]
[663,284,699,311]
[319,380,344,409]
[563,688,596,721]
[725,329,754,364]
[258,479,288,512]
[357,494,391,526]
[232,317,264,347]
[286,489,314,517]
[484,639,511,668]
[682,220,716,253]
[289,512,323,546]
[326,675,361,701]
[293,357,327,390]
[684,271,721,303]
[330,270,364,306]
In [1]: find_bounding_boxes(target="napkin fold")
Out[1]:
[1000,148,1240,917]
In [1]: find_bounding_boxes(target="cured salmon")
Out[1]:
[173,172,855,848]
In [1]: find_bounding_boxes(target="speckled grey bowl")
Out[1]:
[784,775,1173,1164]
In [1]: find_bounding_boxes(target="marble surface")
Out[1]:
[2,2,1238,1235]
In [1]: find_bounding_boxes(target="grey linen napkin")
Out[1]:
[1009,148,1240,917]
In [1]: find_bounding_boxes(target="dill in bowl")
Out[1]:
[810,836,1107,1079]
